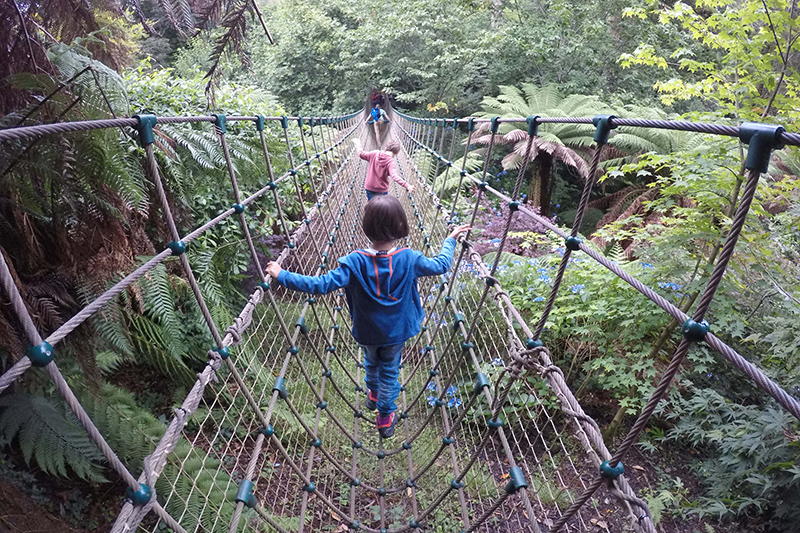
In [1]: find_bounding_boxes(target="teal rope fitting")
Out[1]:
[309,117,315,127]
[350,521,360,530]
[509,201,520,211]
[258,424,274,436]
[461,341,474,351]
[350,476,361,484]
[490,116,500,133]
[125,483,152,505]
[26,341,54,367]
[288,169,297,176]
[504,466,528,494]
[400,411,409,419]
[295,317,308,334]
[565,235,582,251]
[443,436,455,445]
[398,363,404,369]
[485,277,495,287]
[287,242,296,249]
[459,169,467,176]
[526,338,543,349]
[297,117,304,127]
[399,385,406,392]
[592,114,617,145]
[410,519,422,529]
[424,345,434,352]
[473,373,490,396]
[213,346,230,360]
[167,240,186,255]
[354,410,364,419]
[429,369,440,377]
[212,113,226,134]
[232,203,245,214]
[326,345,336,353]
[322,370,332,378]
[279,115,288,129]
[467,117,476,131]
[352,441,363,450]
[739,122,786,173]
[132,114,157,147]
[376,451,386,459]
[272,377,288,399]
[316,401,327,409]
[450,479,465,490]
[402,441,412,450]
[478,181,488,191]
[304,218,311,225]
[444,296,453,303]
[267,181,277,190]
[258,281,270,291]
[488,417,505,429]
[307,297,316,304]
[255,115,265,131]
[334,305,342,311]
[302,482,316,492]
[378,487,387,496]
[405,478,416,488]
[310,438,322,448]
[453,118,459,128]
[526,115,540,136]
[599,460,625,479]
[681,318,710,342]
[288,346,299,355]
[331,324,340,330]
[235,480,257,508]
[434,398,445,407]
[420,325,428,331]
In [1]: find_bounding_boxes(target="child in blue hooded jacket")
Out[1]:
[265,195,470,438]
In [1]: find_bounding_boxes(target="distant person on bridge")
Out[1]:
[353,137,415,200]
[265,196,471,438]
[367,104,389,145]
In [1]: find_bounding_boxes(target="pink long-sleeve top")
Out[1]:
[359,150,410,193]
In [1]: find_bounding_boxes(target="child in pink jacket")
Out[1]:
[353,138,415,200]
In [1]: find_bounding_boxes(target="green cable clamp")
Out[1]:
[467,117,476,131]
[564,235,582,251]
[232,203,245,214]
[279,115,289,129]
[378,487,387,496]
[402,441,412,450]
[681,319,710,342]
[472,372,489,396]
[267,181,277,190]
[133,114,157,147]
[509,201,520,211]
[310,438,322,448]
[488,417,505,429]
[478,181,488,191]
[26,341,54,367]
[213,346,230,360]
[526,338,543,348]
[322,369,332,377]
[420,325,428,331]
[434,398,445,407]
[167,240,186,255]
[309,117,315,127]
[452,312,464,329]
[410,519,422,529]
[429,369,440,377]
[235,480,257,508]
[212,114,226,134]
[288,168,297,176]
[350,476,361,484]
[504,466,528,494]
[453,118,459,128]
[288,346,299,355]
[424,345,434,352]
[316,401,327,409]
[526,115,540,137]
[331,324,340,330]
[592,114,617,145]
[376,450,386,459]
[287,242,296,249]
[350,521,360,530]
[461,341,474,350]
[399,385,406,392]
[405,478,416,488]
[352,441,362,450]
[258,281,270,291]
[258,424,274,436]
[125,483,152,505]
[326,345,336,353]
[459,169,468,176]
[599,460,624,479]
[295,316,308,334]
[302,482,316,492]
[307,297,316,304]
[442,436,455,445]
[334,306,342,311]
[490,116,500,133]
[255,115,265,131]
[739,122,786,173]
[272,376,288,399]
[297,117,304,127]
[450,479,465,490]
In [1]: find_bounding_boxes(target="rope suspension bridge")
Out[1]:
[0,100,798,533]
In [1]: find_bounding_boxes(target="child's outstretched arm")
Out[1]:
[388,160,415,193]
[266,261,350,294]
[414,225,471,276]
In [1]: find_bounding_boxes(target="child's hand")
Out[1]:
[353,138,363,151]
[448,224,472,240]
[407,185,416,193]
[265,261,282,279]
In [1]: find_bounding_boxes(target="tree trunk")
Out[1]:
[529,154,553,214]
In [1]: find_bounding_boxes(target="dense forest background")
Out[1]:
[1,0,799,531]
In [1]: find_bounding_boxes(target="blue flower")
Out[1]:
[490,238,501,244]
[446,385,458,397]
[657,282,682,291]
[427,382,438,392]
[569,284,585,294]
[427,395,437,406]
[491,357,504,367]
[447,397,463,408]
[539,273,551,282]
[533,296,545,302]
[641,262,654,269]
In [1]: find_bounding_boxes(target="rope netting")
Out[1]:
[0,102,798,533]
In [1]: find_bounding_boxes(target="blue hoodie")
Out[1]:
[276,238,457,346]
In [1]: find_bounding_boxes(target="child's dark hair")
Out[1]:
[362,195,409,242]
[385,140,400,155]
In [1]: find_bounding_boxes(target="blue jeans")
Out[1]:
[361,343,404,415]
[366,190,388,201]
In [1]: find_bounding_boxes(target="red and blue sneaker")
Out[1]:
[377,412,398,439]
[364,389,378,411]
